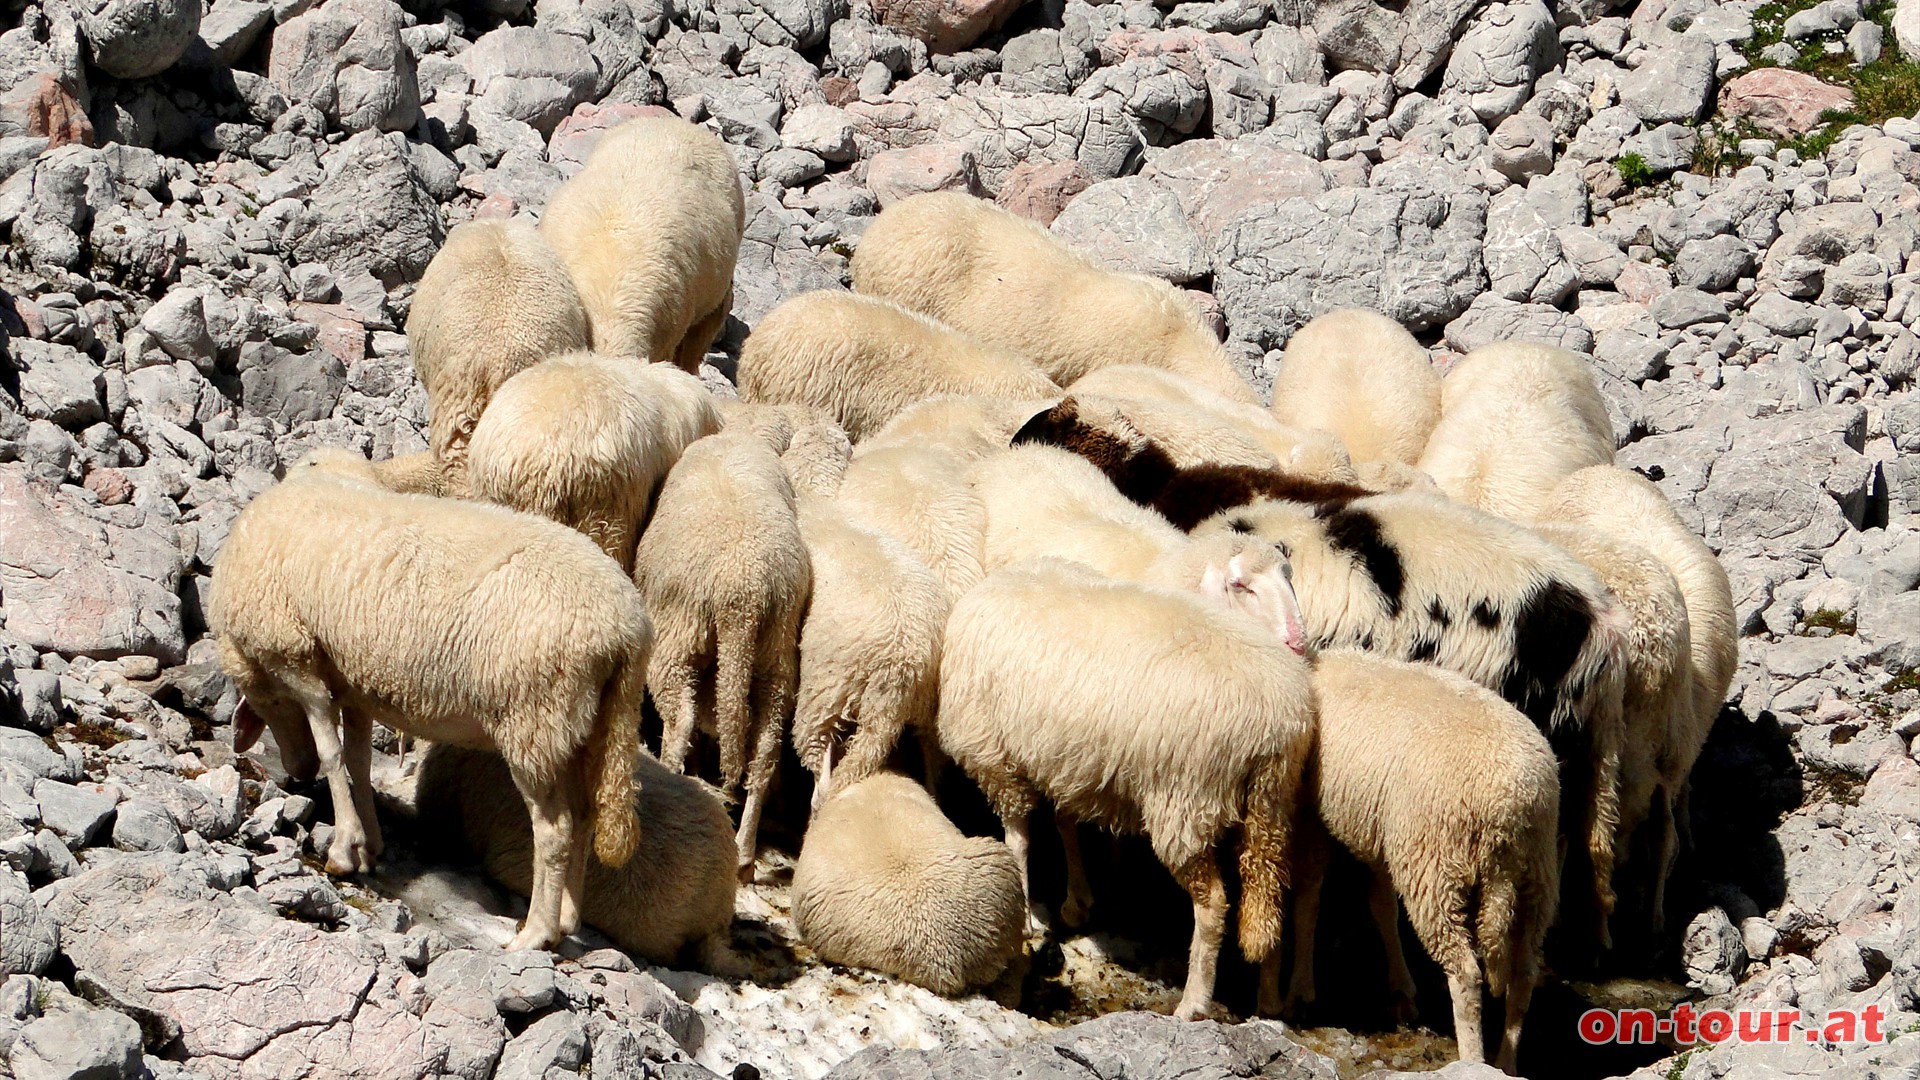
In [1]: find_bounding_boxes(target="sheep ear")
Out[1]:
[234,699,265,753]
[1199,563,1232,604]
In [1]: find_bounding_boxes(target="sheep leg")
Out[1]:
[653,651,701,774]
[1279,828,1328,1016]
[1649,785,1678,937]
[1172,852,1229,1021]
[291,685,376,876]
[558,769,592,935]
[508,772,576,951]
[1493,966,1534,1073]
[1447,968,1487,1065]
[673,294,731,373]
[339,708,383,868]
[1057,813,1094,929]
[1001,812,1050,938]
[1369,875,1418,1023]
[733,700,786,884]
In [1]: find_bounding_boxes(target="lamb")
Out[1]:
[1011,396,1379,531]
[939,557,1315,1019]
[467,353,722,570]
[1416,342,1616,520]
[781,427,948,806]
[407,219,592,489]
[737,291,1061,441]
[854,393,1056,461]
[633,432,810,879]
[834,444,988,603]
[1543,465,1736,932]
[850,191,1258,404]
[1190,491,1627,938]
[791,772,1025,995]
[1267,309,1441,467]
[1533,522,1693,943]
[210,450,649,950]
[415,742,738,971]
[1286,650,1558,1073]
[1068,365,1358,481]
[539,116,747,371]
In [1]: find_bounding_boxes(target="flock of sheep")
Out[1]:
[205,114,1737,1074]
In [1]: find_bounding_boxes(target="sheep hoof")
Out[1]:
[506,922,560,951]
[1277,989,1310,1017]
[1172,997,1209,1021]
[1388,992,1418,1025]
[325,838,375,876]
[737,861,758,886]
[1060,893,1092,930]
[1023,906,1050,939]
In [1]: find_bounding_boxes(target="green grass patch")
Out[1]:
[1801,607,1858,634]
[1735,0,1920,161]
[1666,1048,1697,1080]
[67,719,131,749]
[1690,124,1754,177]
[1883,668,1920,694]
[1616,152,1654,188]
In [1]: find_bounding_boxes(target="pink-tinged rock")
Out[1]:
[866,141,981,207]
[13,299,48,340]
[995,160,1093,224]
[3,73,92,149]
[1720,68,1856,139]
[872,0,1024,53]
[1615,261,1674,307]
[292,302,366,369]
[83,467,133,506]
[1142,138,1329,242]
[546,102,674,176]
[1185,289,1227,341]
[473,193,518,221]
[0,465,183,662]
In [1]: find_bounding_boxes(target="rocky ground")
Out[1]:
[4,0,1920,1074]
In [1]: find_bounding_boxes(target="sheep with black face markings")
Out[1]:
[1417,341,1616,520]
[1286,650,1559,1074]
[738,291,1061,441]
[851,192,1258,403]
[634,432,810,880]
[1543,465,1736,933]
[1193,492,1628,940]
[939,557,1314,1020]
[211,450,649,951]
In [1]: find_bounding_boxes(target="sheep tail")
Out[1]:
[1237,753,1298,963]
[714,610,758,789]
[588,648,647,867]
[1477,870,1520,1000]
[1479,781,1560,1001]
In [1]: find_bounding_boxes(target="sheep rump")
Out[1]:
[850,192,1257,404]
[792,772,1025,995]
[416,742,737,969]
[540,116,746,371]
[211,454,649,950]
[1267,308,1440,466]
[738,291,1060,440]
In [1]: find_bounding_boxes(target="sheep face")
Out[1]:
[1200,542,1306,655]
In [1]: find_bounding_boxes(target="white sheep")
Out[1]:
[467,353,722,571]
[540,115,747,371]
[785,451,948,807]
[738,291,1061,441]
[415,742,738,971]
[1267,309,1442,467]
[718,399,820,455]
[1534,522,1694,944]
[939,557,1315,1019]
[211,450,649,950]
[1542,465,1736,932]
[791,772,1026,996]
[835,443,988,603]
[850,192,1258,404]
[1193,491,1628,940]
[853,393,1057,462]
[1416,341,1616,520]
[633,432,810,879]
[1068,365,1359,481]
[1286,650,1559,1073]
[407,219,593,487]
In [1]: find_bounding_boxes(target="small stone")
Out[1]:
[7,1006,142,1080]
[77,0,202,79]
[866,142,980,207]
[780,103,856,163]
[1720,68,1856,139]
[30,781,116,849]
[110,799,183,854]
[1651,286,1731,328]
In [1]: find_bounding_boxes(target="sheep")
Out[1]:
[791,772,1025,995]
[1533,522,1693,944]
[1011,395,1379,531]
[210,450,649,951]
[415,742,738,971]
[1416,341,1615,520]
[854,393,1057,461]
[835,444,988,603]
[1285,650,1558,1073]
[407,219,592,487]
[465,353,721,571]
[717,399,821,455]
[633,432,810,880]
[1267,309,1441,467]
[938,557,1316,1019]
[850,192,1258,404]
[1542,465,1737,932]
[539,116,747,371]
[737,291,1061,441]
[778,415,854,499]
[1068,365,1359,481]
[1190,491,1627,940]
